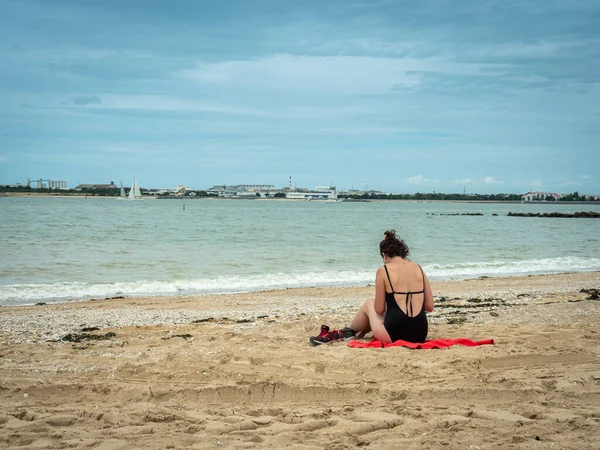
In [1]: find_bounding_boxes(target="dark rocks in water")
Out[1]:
[80,326,100,332]
[490,311,499,317]
[467,298,482,303]
[61,332,116,343]
[508,211,600,218]
[492,213,498,216]
[35,302,47,306]
[430,213,484,216]
[437,296,449,303]
[105,296,125,300]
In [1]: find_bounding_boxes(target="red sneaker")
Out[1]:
[309,325,343,346]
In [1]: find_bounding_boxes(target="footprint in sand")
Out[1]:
[44,415,78,427]
[469,409,535,423]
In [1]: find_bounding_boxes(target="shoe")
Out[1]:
[340,327,357,340]
[309,325,342,346]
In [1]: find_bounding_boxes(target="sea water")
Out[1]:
[1,197,599,305]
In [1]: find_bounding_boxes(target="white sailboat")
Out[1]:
[127,177,142,200]
[119,181,126,199]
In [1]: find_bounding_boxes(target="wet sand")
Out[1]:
[1,272,599,449]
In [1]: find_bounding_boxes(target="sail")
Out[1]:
[134,179,141,198]
[128,177,141,200]
[120,181,126,198]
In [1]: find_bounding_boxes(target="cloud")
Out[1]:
[581,175,591,180]
[453,178,475,184]
[176,54,497,95]
[405,175,440,185]
[0,156,8,163]
[562,181,581,187]
[484,176,503,185]
[61,96,102,106]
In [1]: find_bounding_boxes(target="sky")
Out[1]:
[0,0,599,194]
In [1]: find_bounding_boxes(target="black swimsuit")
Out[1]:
[383,264,428,343]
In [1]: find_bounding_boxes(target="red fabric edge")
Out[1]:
[347,338,495,349]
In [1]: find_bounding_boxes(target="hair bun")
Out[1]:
[380,230,409,259]
[384,230,396,240]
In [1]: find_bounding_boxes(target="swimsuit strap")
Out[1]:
[384,264,425,294]
[385,264,426,318]
[383,265,396,293]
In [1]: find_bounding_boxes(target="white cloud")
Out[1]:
[581,175,591,180]
[177,54,496,95]
[0,156,7,162]
[405,175,440,185]
[484,176,503,185]
[453,178,475,184]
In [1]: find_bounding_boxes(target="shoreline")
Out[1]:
[1,271,599,448]
[3,269,600,309]
[3,193,600,205]
[1,271,598,342]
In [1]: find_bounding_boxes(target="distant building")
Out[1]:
[522,191,562,201]
[287,186,338,200]
[47,180,67,189]
[26,178,67,189]
[75,181,117,190]
[338,189,384,196]
[206,184,277,197]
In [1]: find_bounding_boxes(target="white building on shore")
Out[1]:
[206,184,277,197]
[522,191,562,201]
[286,186,338,200]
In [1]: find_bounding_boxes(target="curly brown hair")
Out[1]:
[379,230,410,259]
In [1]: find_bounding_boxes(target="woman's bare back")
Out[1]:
[383,259,427,317]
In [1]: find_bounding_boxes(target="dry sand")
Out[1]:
[1,272,599,449]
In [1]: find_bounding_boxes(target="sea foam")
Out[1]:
[1,256,599,306]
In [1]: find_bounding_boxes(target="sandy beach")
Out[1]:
[1,272,599,449]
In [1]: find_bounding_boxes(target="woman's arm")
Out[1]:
[374,266,387,315]
[423,271,434,312]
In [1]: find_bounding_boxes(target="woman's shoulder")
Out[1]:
[399,260,424,277]
[408,260,423,270]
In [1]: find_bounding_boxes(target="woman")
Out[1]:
[310,230,434,345]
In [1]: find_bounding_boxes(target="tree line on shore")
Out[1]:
[0,185,597,201]
[338,192,523,201]
[340,191,597,201]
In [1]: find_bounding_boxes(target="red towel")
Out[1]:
[347,337,495,349]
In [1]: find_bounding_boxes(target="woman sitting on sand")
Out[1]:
[310,230,434,345]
